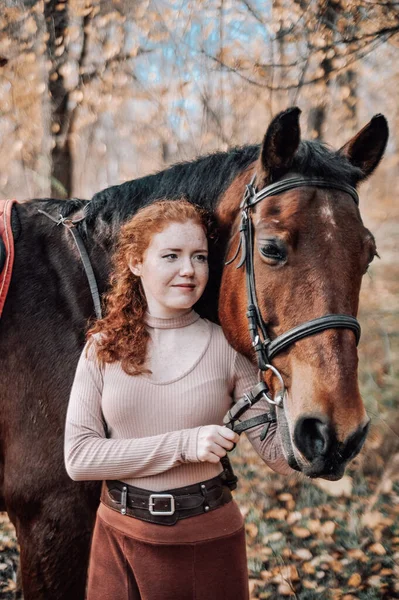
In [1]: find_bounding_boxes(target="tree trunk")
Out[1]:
[337,67,358,133]
[308,1,339,140]
[44,0,72,198]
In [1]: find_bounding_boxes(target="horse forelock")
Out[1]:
[290,141,364,185]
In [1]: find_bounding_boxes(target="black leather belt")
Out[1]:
[102,474,233,526]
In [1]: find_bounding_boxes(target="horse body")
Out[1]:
[0,108,388,598]
[0,200,105,598]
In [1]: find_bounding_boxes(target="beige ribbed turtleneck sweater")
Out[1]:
[64,311,292,491]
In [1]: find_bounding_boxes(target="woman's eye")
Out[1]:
[195,254,208,263]
[260,243,286,261]
[163,254,178,260]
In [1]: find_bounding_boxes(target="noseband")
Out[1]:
[225,175,361,409]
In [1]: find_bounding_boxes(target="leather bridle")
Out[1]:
[222,175,361,436]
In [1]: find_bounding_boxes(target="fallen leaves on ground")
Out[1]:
[233,435,399,599]
[0,513,19,599]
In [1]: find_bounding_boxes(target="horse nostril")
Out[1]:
[294,416,332,462]
[342,420,370,461]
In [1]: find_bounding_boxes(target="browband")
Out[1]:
[241,177,359,208]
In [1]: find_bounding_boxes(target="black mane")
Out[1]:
[42,139,362,227]
[85,145,260,226]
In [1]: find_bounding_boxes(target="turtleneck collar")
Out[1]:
[144,310,200,330]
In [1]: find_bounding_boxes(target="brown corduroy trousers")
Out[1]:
[87,496,249,600]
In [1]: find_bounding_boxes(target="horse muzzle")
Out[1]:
[278,406,370,479]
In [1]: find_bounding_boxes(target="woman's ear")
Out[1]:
[129,260,142,277]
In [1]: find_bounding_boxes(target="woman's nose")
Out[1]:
[180,259,195,276]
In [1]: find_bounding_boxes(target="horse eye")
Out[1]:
[259,242,286,263]
[363,232,378,267]
[364,248,378,274]
[370,249,379,263]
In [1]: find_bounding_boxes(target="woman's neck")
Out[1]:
[146,307,193,320]
[144,310,200,330]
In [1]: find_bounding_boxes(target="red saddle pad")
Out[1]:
[0,199,17,317]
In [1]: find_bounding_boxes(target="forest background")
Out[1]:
[0,0,398,598]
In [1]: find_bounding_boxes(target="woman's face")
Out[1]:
[130,220,209,318]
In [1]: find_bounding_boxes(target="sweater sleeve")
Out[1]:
[64,339,201,482]
[232,351,295,476]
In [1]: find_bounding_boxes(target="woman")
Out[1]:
[64,199,293,600]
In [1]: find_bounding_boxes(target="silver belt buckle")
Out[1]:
[148,493,175,516]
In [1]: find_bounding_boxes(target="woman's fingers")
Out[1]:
[197,440,226,462]
[196,425,240,463]
[219,426,240,444]
[215,433,235,451]
[209,441,228,458]
[204,452,224,464]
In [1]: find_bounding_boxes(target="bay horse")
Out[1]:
[0,107,388,599]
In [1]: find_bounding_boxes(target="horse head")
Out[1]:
[218,107,388,480]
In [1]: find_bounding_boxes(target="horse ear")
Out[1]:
[339,115,389,180]
[260,107,301,177]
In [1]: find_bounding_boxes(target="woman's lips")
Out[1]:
[173,284,196,290]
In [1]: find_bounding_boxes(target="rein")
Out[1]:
[222,175,361,436]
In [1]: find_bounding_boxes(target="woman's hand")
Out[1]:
[196,426,240,463]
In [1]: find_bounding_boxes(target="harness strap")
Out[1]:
[68,227,103,320]
[37,209,103,320]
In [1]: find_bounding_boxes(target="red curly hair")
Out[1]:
[88,199,213,375]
